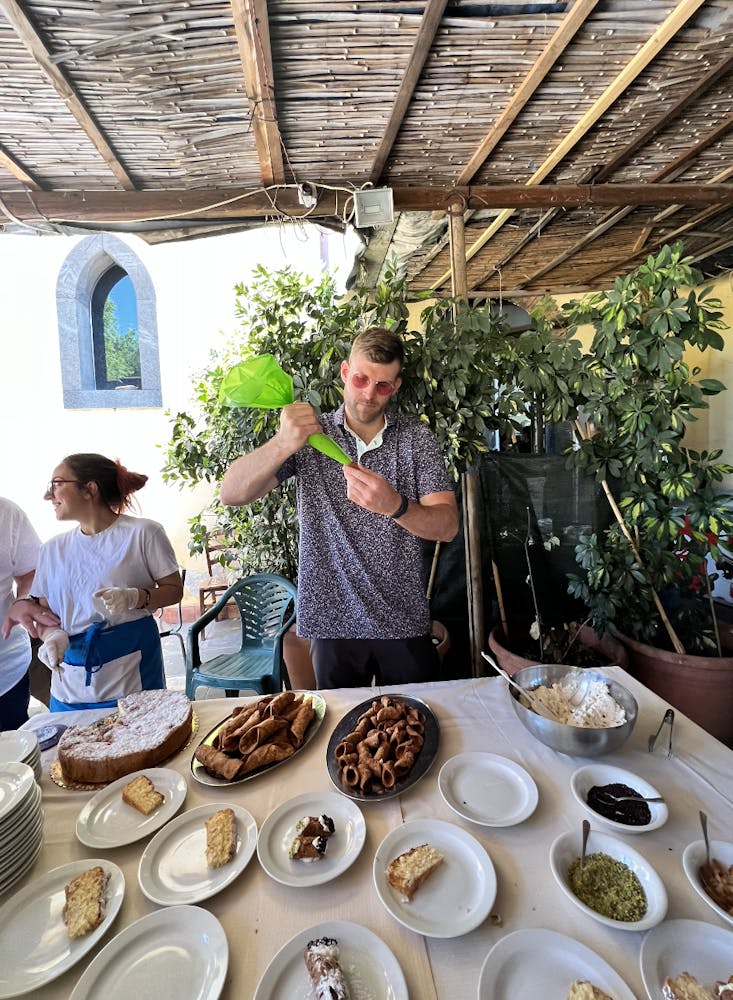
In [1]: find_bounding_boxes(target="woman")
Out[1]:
[21,453,183,711]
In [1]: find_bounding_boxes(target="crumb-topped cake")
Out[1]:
[57,690,192,784]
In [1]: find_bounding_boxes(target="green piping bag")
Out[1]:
[219,354,352,466]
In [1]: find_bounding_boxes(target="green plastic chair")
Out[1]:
[185,574,297,699]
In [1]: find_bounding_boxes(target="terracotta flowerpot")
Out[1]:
[487,625,629,678]
[282,626,316,690]
[619,633,733,747]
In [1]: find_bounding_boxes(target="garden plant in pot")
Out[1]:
[163,263,509,685]
[484,297,629,674]
[563,242,733,746]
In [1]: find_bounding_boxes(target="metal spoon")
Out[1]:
[580,818,590,873]
[700,810,711,867]
[480,651,560,721]
[596,791,664,804]
[558,668,589,707]
[699,810,715,895]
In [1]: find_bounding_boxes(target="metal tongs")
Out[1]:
[647,707,675,757]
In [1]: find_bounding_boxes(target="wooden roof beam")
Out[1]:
[517,147,733,289]
[0,0,135,190]
[0,183,730,226]
[231,0,285,186]
[593,51,733,183]
[0,142,42,189]
[455,0,600,186]
[433,0,708,289]
[369,0,448,185]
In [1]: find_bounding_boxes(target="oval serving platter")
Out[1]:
[326,693,440,801]
[191,692,326,787]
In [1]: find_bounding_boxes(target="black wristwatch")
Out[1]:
[390,493,409,519]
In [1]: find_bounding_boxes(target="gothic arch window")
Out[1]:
[56,234,162,408]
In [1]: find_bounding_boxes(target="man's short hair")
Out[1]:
[350,327,404,367]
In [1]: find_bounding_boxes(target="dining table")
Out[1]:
[9,665,733,999]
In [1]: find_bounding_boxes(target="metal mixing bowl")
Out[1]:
[508,664,637,757]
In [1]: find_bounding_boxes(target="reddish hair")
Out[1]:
[63,453,147,513]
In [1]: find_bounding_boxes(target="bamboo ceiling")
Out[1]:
[0,0,732,300]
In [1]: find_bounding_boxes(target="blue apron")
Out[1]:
[49,616,165,712]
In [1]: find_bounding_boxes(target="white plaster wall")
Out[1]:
[0,223,360,579]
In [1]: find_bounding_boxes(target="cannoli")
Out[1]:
[194,744,245,780]
[296,814,335,838]
[239,741,294,774]
[303,937,351,999]
[289,700,316,745]
[289,834,329,861]
[238,717,289,756]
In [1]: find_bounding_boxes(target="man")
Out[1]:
[220,327,459,688]
[0,498,59,729]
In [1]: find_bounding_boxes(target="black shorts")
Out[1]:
[309,635,439,689]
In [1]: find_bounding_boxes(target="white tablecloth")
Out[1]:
[14,667,733,999]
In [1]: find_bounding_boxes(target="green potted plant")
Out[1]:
[563,242,733,744]
[484,300,629,673]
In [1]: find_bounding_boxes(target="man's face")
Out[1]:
[341,351,401,425]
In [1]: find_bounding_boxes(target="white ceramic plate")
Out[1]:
[477,927,637,1000]
[0,858,124,998]
[570,763,668,834]
[682,839,733,928]
[75,767,187,848]
[0,731,38,765]
[373,818,497,938]
[69,904,228,1000]
[0,808,43,877]
[640,918,733,1000]
[549,828,667,932]
[0,782,41,843]
[252,919,407,1000]
[0,835,44,898]
[0,762,35,823]
[438,752,538,826]
[138,802,257,905]
[257,791,366,887]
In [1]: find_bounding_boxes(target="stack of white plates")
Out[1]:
[0,762,43,896]
[0,730,41,781]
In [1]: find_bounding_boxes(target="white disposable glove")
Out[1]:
[94,587,140,615]
[38,629,69,670]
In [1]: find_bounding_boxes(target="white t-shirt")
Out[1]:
[32,514,179,635]
[0,498,41,696]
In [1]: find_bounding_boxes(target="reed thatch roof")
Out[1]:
[1,0,732,300]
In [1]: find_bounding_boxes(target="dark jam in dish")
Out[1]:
[586,782,652,825]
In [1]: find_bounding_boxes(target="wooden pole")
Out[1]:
[447,193,486,677]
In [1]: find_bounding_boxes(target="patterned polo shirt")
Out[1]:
[276,405,452,639]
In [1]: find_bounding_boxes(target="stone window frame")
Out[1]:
[56,234,162,408]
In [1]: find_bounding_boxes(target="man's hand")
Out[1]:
[275,402,323,454]
[38,629,70,670]
[1,599,61,640]
[94,587,140,615]
[342,463,401,516]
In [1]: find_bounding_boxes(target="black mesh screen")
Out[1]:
[425,450,614,677]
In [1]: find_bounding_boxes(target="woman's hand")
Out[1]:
[1,598,61,640]
[38,629,69,670]
[94,587,141,615]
